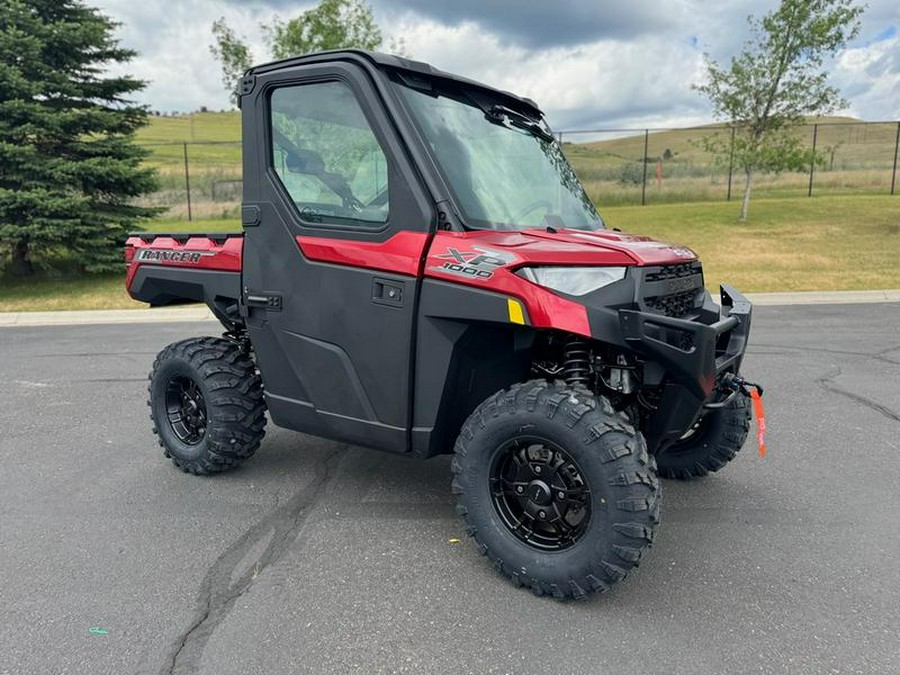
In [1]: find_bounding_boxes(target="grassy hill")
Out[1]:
[137,111,241,144]
[563,116,899,205]
[135,112,242,220]
[134,112,899,218]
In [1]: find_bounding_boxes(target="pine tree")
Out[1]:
[0,0,158,276]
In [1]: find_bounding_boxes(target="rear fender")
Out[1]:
[128,265,242,328]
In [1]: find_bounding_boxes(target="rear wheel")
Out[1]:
[656,393,751,480]
[148,337,267,475]
[451,380,660,599]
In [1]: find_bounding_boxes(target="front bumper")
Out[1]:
[618,284,753,451]
[619,283,751,400]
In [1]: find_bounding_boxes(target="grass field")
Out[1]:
[134,112,900,219]
[2,195,897,312]
[566,116,900,206]
[599,195,900,292]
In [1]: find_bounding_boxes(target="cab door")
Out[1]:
[240,61,433,453]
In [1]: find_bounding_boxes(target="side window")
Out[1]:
[270,81,389,227]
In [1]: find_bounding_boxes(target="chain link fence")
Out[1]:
[561,120,900,207]
[137,120,900,220]
[136,140,242,221]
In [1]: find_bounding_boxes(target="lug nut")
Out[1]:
[534,466,542,474]
[538,511,546,520]
[516,486,524,494]
[558,491,566,500]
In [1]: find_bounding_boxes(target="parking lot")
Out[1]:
[1,302,899,674]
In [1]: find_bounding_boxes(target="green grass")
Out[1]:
[1,196,896,312]
[564,116,900,205]
[137,111,240,145]
[0,274,140,312]
[600,195,900,292]
[568,115,897,168]
[137,112,241,172]
[142,218,241,233]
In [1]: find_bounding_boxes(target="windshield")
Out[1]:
[397,82,604,232]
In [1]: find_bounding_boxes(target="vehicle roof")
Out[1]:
[247,49,543,118]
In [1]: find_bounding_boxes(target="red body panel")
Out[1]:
[126,227,695,338]
[295,231,430,277]
[124,235,243,293]
[421,229,697,337]
[422,231,594,335]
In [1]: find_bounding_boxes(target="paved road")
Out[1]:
[2,304,899,674]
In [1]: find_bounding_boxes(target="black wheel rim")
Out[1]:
[489,437,591,551]
[164,375,208,445]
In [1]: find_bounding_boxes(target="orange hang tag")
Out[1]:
[749,387,767,458]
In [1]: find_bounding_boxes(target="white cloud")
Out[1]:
[348,16,710,131]
[96,0,276,113]
[91,0,900,126]
[835,37,900,120]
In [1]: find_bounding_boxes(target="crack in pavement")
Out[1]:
[816,366,900,424]
[752,341,900,369]
[158,446,347,675]
[874,344,900,366]
[753,342,900,361]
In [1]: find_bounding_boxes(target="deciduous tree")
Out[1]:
[695,0,863,220]
[210,18,252,107]
[211,0,392,105]
[264,0,381,60]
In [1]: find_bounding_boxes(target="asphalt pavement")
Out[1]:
[1,303,899,674]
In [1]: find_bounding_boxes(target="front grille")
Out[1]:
[644,262,701,282]
[641,261,704,319]
[644,290,699,319]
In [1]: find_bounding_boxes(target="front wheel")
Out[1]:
[451,381,660,599]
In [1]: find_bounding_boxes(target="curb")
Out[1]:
[0,306,216,327]
[1,289,898,328]
[745,288,900,306]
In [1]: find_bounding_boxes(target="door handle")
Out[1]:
[372,278,403,308]
[246,292,282,311]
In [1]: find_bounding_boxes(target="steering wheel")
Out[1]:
[511,200,552,224]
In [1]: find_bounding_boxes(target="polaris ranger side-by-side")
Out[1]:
[127,50,760,599]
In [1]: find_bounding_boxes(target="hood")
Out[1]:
[521,229,698,266]
[428,228,698,268]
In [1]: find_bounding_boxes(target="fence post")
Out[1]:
[182,142,193,222]
[641,129,649,206]
[726,125,736,201]
[807,123,818,197]
[892,122,900,196]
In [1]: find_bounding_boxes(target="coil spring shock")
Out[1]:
[562,336,591,387]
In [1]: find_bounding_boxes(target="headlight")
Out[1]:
[516,266,627,296]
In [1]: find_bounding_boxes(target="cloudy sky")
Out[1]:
[95,0,899,132]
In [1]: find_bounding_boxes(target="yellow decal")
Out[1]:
[507,298,525,325]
